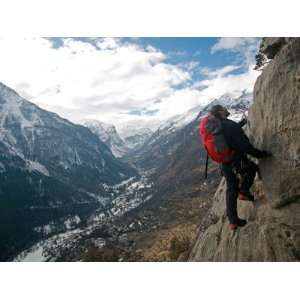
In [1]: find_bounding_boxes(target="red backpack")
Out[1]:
[199,114,235,163]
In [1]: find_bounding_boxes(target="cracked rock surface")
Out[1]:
[189,38,300,261]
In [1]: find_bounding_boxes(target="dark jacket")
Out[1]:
[220,118,266,160]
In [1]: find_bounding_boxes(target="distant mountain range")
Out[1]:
[83,120,154,157]
[134,90,252,173]
[0,82,136,260]
[0,81,252,261]
[83,120,130,158]
[117,121,155,151]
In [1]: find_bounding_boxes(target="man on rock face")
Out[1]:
[199,105,272,230]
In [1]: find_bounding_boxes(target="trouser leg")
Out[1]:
[221,163,240,224]
[239,161,258,192]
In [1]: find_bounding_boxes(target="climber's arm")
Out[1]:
[225,122,272,158]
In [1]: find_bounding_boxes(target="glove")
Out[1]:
[259,150,272,158]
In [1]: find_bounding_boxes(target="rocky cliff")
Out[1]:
[189,38,300,261]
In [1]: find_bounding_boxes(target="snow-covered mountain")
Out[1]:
[27,91,252,262]
[123,128,153,150]
[195,90,252,123]
[83,119,155,155]
[117,121,155,150]
[0,82,252,261]
[151,104,205,141]
[0,82,136,185]
[83,120,130,158]
[137,90,251,153]
[135,91,252,171]
[0,82,137,261]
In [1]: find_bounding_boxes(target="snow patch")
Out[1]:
[26,160,50,176]
[64,215,81,230]
[14,244,47,262]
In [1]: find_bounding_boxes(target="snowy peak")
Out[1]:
[84,120,117,143]
[118,124,153,140]
[83,119,130,158]
[135,91,252,171]
[114,120,156,150]
[0,82,137,260]
[209,90,252,110]
[0,82,42,129]
[120,126,153,150]
[0,81,21,100]
[157,104,204,134]
[194,90,253,123]
[0,82,135,183]
[154,91,251,136]
[0,82,72,163]
[207,91,252,122]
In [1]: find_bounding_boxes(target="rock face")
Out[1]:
[250,38,300,209]
[189,38,300,261]
[259,37,289,59]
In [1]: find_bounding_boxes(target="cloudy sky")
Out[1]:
[0,37,261,128]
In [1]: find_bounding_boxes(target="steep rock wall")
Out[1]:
[189,38,300,261]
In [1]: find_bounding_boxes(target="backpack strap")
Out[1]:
[204,150,209,180]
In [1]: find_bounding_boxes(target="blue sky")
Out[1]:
[50,37,253,79]
[135,38,240,83]
[0,37,261,127]
[135,38,235,67]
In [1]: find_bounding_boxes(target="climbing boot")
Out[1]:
[237,218,247,227]
[239,191,255,202]
[229,223,238,230]
[229,218,247,230]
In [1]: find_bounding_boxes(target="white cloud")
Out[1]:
[211,37,260,65]
[194,65,259,100]
[189,37,261,102]
[96,37,120,50]
[167,50,188,56]
[177,61,200,73]
[0,37,190,125]
[200,65,242,78]
[0,37,261,128]
[150,88,205,118]
[211,37,258,53]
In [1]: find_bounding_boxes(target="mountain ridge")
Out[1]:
[83,119,130,158]
[0,82,137,261]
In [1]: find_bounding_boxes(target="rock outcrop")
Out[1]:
[189,38,300,261]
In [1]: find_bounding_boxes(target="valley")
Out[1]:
[0,81,251,261]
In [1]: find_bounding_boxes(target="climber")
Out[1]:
[199,105,272,230]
